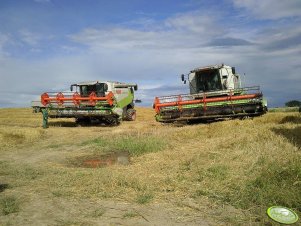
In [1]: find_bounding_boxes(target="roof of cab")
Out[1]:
[190,64,231,73]
[73,81,122,86]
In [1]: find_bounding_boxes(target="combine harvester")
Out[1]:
[153,64,267,123]
[32,81,138,128]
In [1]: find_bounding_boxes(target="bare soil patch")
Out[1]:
[70,151,130,168]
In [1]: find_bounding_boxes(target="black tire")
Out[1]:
[75,117,91,126]
[125,108,136,121]
[105,117,120,126]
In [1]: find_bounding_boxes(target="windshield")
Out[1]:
[196,69,222,92]
[80,83,107,97]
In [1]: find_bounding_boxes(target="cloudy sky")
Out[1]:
[0,0,300,108]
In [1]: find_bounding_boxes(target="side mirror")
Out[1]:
[134,84,138,91]
[181,74,185,81]
[232,67,236,74]
[70,85,73,91]
[184,80,186,84]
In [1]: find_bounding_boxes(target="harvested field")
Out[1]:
[0,107,300,225]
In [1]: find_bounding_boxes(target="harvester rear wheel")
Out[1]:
[125,108,136,121]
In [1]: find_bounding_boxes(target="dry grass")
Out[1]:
[269,107,299,112]
[0,108,300,225]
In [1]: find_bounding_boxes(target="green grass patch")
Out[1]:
[136,193,153,204]
[0,196,19,215]
[81,137,109,147]
[82,135,167,156]
[20,166,43,180]
[114,136,166,156]
[197,165,229,182]
[193,189,209,198]
[207,165,228,179]
[233,159,301,211]
[123,210,139,218]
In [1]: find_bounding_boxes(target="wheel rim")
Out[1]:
[131,111,136,120]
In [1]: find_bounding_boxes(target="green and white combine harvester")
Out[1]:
[31,81,138,128]
[153,64,267,123]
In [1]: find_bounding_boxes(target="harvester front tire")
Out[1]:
[125,108,136,121]
[105,117,120,126]
[76,117,91,126]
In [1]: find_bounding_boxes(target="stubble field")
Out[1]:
[0,107,300,225]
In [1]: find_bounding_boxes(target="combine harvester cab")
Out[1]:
[32,81,138,128]
[153,64,267,123]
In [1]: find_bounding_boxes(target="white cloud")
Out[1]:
[232,0,301,19]
[19,29,43,46]
[70,11,224,51]
[165,11,221,35]
[71,28,162,50]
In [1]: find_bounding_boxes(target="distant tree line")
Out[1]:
[285,100,301,107]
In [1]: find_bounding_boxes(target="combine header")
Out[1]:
[32,81,138,128]
[153,64,267,123]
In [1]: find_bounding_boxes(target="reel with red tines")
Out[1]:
[41,91,115,106]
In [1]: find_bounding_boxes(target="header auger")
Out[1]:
[153,64,267,123]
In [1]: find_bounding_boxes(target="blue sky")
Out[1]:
[0,0,301,107]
